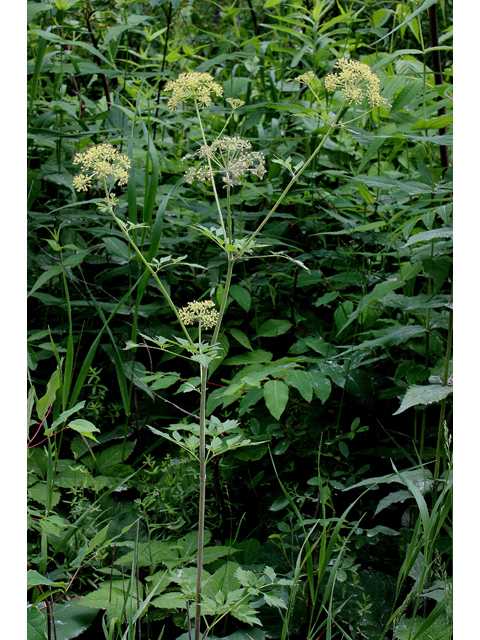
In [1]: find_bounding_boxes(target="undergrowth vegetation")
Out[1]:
[27,1,453,639]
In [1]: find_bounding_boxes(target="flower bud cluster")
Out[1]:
[183,136,266,188]
[324,58,387,108]
[294,71,316,85]
[73,143,131,192]
[179,300,219,329]
[226,98,245,110]
[164,72,223,110]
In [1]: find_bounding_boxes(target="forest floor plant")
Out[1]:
[71,60,390,639]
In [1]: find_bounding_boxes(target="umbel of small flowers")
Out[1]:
[178,300,219,329]
[164,71,223,110]
[324,58,388,108]
[184,136,267,188]
[72,143,131,192]
[295,70,316,86]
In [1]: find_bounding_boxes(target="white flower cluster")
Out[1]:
[184,136,266,188]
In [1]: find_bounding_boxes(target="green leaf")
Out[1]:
[36,368,61,421]
[229,284,252,312]
[394,384,453,415]
[151,592,188,609]
[410,114,453,131]
[27,607,46,640]
[28,482,61,508]
[366,525,399,537]
[402,227,453,247]
[374,490,413,516]
[256,319,292,338]
[334,301,354,333]
[314,292,339,307]
[224,350,273,365]
[229,328,253,351]
[103,237,131,264]
[337,280,406,335]
[338,441,349,457]
[51,402,85,429]
[84,442,135,472]
[208,333,230,376]
[28,264,63,298]
[68,419,101,441]
[39,515,69,538]
[356,181,374,205]
[354,325,427,350]
[273,438,290,455]
[395,609,451,640]
[264,592,287,609]
[230,606,262,625]
[41,602,99,640]
[28,3,54,24]
[202,561,242,599]
[285,369,313,402]
[27,570,66,589]
[306,370,332,403]
[263,379,289,420]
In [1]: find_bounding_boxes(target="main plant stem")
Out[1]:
[194,363,208,640]
[192,102,345,639]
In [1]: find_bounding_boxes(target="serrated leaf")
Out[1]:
[264,592,287,609]
[150,592,187,609]
[230,606,262,625]
[263,566,276,582]
[202,561,242,599]
[28,483,61,508]
[394,384,453,414]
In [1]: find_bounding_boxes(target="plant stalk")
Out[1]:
[103,182,195,347]
[434,300,453,482]
[194,363,208,640]
[237,106,344,258]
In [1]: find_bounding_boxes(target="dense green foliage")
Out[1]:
[27,1,453,639]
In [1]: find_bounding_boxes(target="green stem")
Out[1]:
[434,298,453,482]
[211,254,235,346]
[195,101,228,242]
[195,363,208,640]
[102,181,195,347]
[236,105,345,259]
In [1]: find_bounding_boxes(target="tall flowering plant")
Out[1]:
[73,60,388,639]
